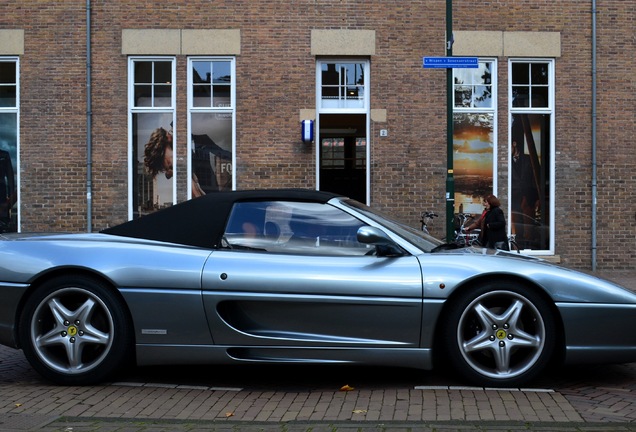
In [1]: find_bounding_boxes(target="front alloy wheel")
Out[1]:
[19,276,132,385]
[443,283,555,387]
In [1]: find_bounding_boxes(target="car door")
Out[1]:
[201,200,424,348]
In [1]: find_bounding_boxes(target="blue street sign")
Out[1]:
[423,57,478,68]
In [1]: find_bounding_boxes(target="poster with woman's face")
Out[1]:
[132,112,174,219]
[453,113,494,214]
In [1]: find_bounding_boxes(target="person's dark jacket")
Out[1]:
[0,150,14,220]
[482,206,507,249]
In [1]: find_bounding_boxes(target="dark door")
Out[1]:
[319,114,367,202]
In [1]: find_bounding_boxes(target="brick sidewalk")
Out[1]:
[0,378,582,423]
[0,348,586,432]
[2,348,634,431]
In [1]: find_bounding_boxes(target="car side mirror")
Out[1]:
[357,226,405,257]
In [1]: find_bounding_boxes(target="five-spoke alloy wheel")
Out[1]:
[19,276,132,385]
[442,281,556,387]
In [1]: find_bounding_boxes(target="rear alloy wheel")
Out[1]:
[19,276,132,385]
[443,282,555,387]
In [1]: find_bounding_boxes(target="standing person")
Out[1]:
[0,149,15,230]
[466,194,508,250]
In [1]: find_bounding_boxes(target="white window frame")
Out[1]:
[0,57,19,231]
[317,61,370,113]
[186,57,237,195]
[508,58,556,255]
[315,59,371,204]
[127,57,177,220]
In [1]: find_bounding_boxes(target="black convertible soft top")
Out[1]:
[101,189,342,248]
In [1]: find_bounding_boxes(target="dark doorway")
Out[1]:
[318,114,367,203]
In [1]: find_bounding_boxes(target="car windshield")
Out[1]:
[340,199,445,252]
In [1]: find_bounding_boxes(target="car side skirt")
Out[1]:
[135,345,433,370]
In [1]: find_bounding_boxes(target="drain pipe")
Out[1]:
[591,0,598,271]
[86,0,93,232]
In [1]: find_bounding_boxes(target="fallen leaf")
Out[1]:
[352,409,367,414]
[225,412,234,417]
[340,384,354,391]
[15,403,22,407]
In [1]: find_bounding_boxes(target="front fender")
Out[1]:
[417,252,636,305]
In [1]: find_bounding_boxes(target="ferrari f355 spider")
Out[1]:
[1,189,635,387]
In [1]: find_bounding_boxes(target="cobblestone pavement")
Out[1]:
[0,270,635,431]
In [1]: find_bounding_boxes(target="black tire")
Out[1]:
[18,275,133,385]
[441,281,556,387]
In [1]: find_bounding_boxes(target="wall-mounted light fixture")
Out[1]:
[301,119,314,143]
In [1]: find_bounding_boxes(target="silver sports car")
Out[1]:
[1,189,635,387]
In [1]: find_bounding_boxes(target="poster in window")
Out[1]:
[510,114,550,250]
[0,113,17,232]
[132,112,174,218]
[191,112,233,194]
[453,113,494,215]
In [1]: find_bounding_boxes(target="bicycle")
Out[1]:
[489,234,521,253]
[453,213,481,247]
[455,214,521,253]
[420,211,479,246]
[420,210,520,253]
[507,234,520,253]
[421,211,479,247]
[420,211,438,235]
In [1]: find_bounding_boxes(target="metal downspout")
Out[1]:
[86,0,93,232]
[591,0,598,271]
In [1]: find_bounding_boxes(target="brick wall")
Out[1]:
[1,0,633,269]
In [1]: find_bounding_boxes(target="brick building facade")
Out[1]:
[0,1,633,270]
